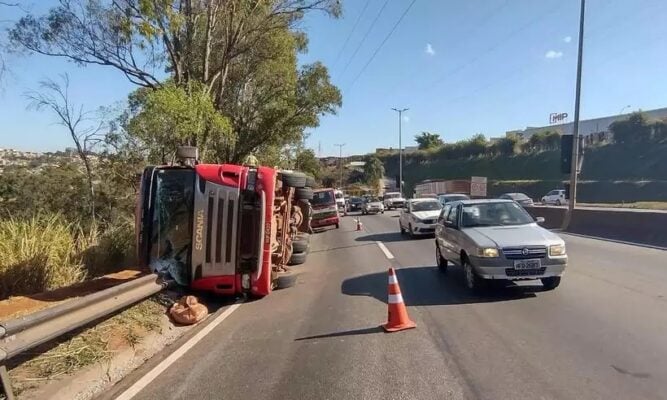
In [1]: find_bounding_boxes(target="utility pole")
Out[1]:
[334,143,346,189]
[563,0,585,230]
[391,107,409,197]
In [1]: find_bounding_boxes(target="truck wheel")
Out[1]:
[295,187,314,200]
[276,271,298,289]
[541,276,561,290]
[289,251,307,265]
[305,175,316,188]
[282,172,307,188]
[292,236,309,253]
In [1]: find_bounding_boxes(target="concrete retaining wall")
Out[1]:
[524,206,667,248]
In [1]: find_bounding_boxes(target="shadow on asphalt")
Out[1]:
[294,326,383,341]
[341,265,542,306]
[354,231,433,243]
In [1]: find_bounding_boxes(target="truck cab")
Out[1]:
[136,152,309,297]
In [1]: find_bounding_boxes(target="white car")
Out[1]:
[541,189,567,206]
[399,198,443,237]
[334,189,346,212]
[383,192,406,210]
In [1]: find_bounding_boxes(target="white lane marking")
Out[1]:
[388,274,398,284]
[376,241,394,260]
[388,293,404,304]
[115,302,243,400]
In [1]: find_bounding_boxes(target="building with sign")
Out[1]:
[509,106,667,141]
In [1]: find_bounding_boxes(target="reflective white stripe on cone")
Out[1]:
[388,293,403,304]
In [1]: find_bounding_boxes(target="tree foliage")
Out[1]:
[415,131,443,150]
[294,148,320,178]
[610,112,655,145]
[10,0,342,163]
[125,82,232,163]
[363,156,384,191]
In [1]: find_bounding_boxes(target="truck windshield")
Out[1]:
[149,168,195,285]
[312,190,335,206]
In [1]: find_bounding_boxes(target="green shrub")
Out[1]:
[0,215,87,299]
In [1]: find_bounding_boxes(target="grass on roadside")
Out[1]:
[0,214,135,299]
[10,297,165,391]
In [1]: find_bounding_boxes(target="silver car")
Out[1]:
[434,199,567,291]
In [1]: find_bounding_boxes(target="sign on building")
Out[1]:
[550,112,568,124]
[470,176,487,197]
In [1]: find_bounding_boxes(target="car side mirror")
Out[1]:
[535,216,545,224]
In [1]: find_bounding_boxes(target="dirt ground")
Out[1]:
[0,270,143,321]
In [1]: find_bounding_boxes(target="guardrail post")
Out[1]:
[0,364,15,400]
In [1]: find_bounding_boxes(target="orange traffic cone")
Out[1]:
[356,217,363,231]
[382,268,416,332]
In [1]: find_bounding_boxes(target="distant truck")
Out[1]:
[414,179,476,198]
[383,192,406,210]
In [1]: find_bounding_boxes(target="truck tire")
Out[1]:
[289,251,308,265]
[276,271,298,289]
[282,172,307,188]
[295,187,314,200]
[305,175,316,188]
[292,236,309,253]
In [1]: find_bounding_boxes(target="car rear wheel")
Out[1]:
[541,276,561,290]
[556,199,562,206]
[436,243,448,272]
[463,258,485,292]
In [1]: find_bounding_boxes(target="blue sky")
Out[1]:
[2,0,667,156]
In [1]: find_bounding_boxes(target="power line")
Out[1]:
[347,0,418,89]
[338,0,391,79]
[331,0,372,69]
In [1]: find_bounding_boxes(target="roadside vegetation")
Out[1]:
[379,112,667,202]
[0,0,342,299]
[9,297,164,395]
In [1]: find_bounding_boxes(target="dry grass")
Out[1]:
[10,297,164,388]
[580,201,667,210]
[0,215,89,299]
[0,214,136,299]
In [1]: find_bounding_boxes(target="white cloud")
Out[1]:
[545,50,563,59]
[402,115,410,123]
[425,43,435,56]
[563,36,572,43]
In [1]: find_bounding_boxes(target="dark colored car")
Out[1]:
[499,193,534,207]
[347,196,364,212]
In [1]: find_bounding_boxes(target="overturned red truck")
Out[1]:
[136,147,314,297]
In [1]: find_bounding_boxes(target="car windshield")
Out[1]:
[335,192,344,199]
[507,193,529,200]
[412,201,442,212]
[366,197,381,202]
[312,191,335,206]
[385,193,400,199]
[349,197,363,204]
[461,202,535,227]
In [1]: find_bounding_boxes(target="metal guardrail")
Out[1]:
[0,273,171,399]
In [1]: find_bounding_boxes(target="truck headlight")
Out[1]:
[477,248,499,258]
[549,244,566,256]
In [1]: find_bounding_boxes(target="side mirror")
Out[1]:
[535,216,545,224]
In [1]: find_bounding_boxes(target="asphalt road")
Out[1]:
[106,211,667,400]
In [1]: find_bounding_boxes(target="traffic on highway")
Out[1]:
[106,206,667,400]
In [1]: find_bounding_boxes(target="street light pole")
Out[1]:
[563,0,586,230]
[391,107,409,197]
[334,143,346,189]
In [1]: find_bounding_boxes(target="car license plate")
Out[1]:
[514,259,541,270]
